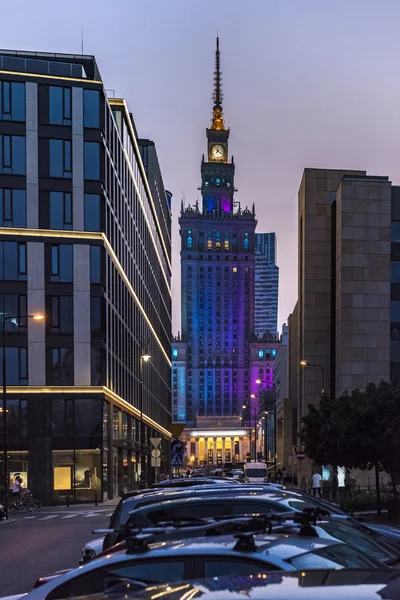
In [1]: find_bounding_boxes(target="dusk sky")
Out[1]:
[3,0,400,333]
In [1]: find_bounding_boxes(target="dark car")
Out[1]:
[124,493,399,566]
[132,570,400,600]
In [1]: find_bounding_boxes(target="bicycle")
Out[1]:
[9,490,42,513]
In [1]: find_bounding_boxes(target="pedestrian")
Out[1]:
[282,466,287,484]
[12,476,21,499]
[330,471,339,503]
[312,470,322,498]
[276,469,282,484]
[300,474,309,493]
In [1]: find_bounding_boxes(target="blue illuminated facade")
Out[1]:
[176,39,257,425]
[255,233,279,337]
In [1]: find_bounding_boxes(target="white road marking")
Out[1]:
[61,513,81,519]
[39,515,59,520]
[82,512,106,518]
[24,516,37,519]
[106,512,113,516]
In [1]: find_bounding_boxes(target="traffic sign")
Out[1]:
[296,451,306,460]
[150,437,161,449]
[151,449,161,459]
[170,423,186,439]
[170,453,183,467]
[170,438,184,468]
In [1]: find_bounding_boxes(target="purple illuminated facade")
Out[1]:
[177,39,257,425]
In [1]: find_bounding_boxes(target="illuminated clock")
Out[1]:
[211,144,224,159]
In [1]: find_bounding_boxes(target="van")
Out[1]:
[244,461,267,483]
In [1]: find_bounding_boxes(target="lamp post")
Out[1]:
[2,312,44,520]
[242,404,257,461]
[300,360,325,395]
[139,340,151,484]
[255,379,277,480]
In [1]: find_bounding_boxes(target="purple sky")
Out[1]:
[3,0,400,333]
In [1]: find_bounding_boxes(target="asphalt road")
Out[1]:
[0,507,113,596]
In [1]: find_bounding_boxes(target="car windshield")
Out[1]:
[246,469,267,478]
[320,521,397,563]
[289,544,379,570]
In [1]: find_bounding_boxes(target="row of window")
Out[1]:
[0,188,101,230]
[186,230,250,251]
[0,242,104,283]
[0,346,102,386]
[0,81,100,128]
[0,135,101,179]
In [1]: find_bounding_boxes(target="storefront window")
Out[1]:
[122,413,128,440]
[75,398,101,437]
[113,407,121,440]
[53,449,101,503]
[8,451,29,489]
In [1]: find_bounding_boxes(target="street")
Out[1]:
[0,507,113,596]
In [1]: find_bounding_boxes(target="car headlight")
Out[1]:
[82,548,96,559]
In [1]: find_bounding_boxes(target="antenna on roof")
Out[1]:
[81,29,84,55]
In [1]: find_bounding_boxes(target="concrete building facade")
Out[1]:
[286,168,396,479]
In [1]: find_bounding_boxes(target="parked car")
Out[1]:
[131,569,400,600]
[10,517,386,600]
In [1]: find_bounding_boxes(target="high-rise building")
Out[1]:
[177,38,257,425]
[286,168,400,479]
[255,232,279,337]
[0,50,172,504]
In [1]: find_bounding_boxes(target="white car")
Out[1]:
[80,536,104,565]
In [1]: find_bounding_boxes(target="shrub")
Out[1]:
[339,489,395,512]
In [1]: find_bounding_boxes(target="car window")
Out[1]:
[232,501,287,515]
[48,560,186,599]
[321,522,396,563]
[289,544,378,571]
[204,559,277,578]
[114,499,138,528]
[173,501,233,520]
[145,509,172,525]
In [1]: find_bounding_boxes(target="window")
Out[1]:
[49,244,73,282]
[47,347,73,385]
[84,142,100,180]
[172,348,178,358]
[224,232,229,251]
[244,232,249,250]
[289,545,377,570]
[50,192,72,230]
[0,81,25,121]
[186,230,193,249]
[0,295,27,331]
[204,560,272,578]
[49,139,72,178]
[216,231,221,249]
[91,348,103,385]
[392,301,400,322]
[49,86,71,125]
[258,350,264,358]
[172,502,232,520]
[83,89,100,128]
[90,246,102,283]
[232,267,237,273]
[392,263,400,283]
[207,231,213,250]
[48,296,73,333]
[0,135,25,174]
[0,189,26,227]
[0,347,28,385]
[84,194,101,231]
[392,222,400,242]
[91,297,104,334]
[0,242,26,280]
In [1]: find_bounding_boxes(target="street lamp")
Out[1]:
[255,379,277,480]
[300,360,325,395]
[242,403,257,461]
[140,339,151,483]
[2,312,44,520]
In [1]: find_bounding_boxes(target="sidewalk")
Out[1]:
[48,497,121,510]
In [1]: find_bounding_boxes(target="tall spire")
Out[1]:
[213,36,222,108]
[210,36,226,131]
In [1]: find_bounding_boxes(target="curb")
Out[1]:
[0,519,16,525]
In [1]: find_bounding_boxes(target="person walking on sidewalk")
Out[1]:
[312,470,322,498]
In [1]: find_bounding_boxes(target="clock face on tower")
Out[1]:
[211,144,224,159]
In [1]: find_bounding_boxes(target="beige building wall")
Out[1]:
[335,176,391,393]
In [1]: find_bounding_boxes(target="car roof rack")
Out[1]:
[93,508,330,554]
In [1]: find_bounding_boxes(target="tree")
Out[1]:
[301,382,400,514]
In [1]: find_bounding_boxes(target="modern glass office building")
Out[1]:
[255,233,279,337]
[0,50,172,504]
